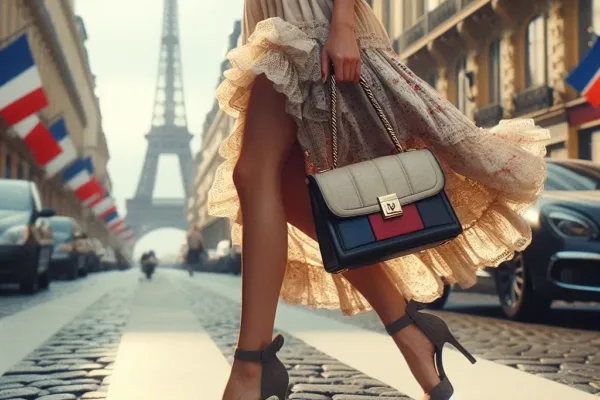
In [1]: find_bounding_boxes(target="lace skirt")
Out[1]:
[208,0,550,315]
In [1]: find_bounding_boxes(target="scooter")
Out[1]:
[142,260,156,280]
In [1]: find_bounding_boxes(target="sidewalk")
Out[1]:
[0,270,597,400]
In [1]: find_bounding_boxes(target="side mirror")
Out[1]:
[37,208,55,218]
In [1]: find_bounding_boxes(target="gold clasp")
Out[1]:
[378,193,403,219]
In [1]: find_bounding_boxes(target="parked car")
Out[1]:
[428,159,600,320]
[48,216,89,280]
[87,239,105,272]
[0,179,55,292]
[100,247,117,271]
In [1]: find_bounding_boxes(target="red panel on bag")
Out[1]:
[368,203,424,241]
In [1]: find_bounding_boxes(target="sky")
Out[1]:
[75,0,244,259]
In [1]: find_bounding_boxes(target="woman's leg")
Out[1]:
[223,75,298,400]
[282,141,441,393]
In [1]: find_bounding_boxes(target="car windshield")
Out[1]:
[0,182,30,212]
[545,161,600,191]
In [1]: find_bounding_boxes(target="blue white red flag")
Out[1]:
[566,38,600,107]
[0,34,48,125]
[104,211,120,224]
[11,116,76,176]
[91,196,117,220]
[109,220,126,233]
[114,223,128,235]
[63,157,105,205]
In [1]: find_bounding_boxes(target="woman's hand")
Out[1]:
[321,22,361,83]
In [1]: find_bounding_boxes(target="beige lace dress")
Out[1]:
[209,0,550,315]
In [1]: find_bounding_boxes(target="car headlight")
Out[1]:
[547,208,599,239]
[1,225,30,245]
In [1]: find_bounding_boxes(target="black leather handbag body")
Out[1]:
[307,75,463,274]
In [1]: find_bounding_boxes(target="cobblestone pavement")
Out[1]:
[177,278,414,400]
[0,272,126,320]
[0,288,133,400]
[313,294,600,396]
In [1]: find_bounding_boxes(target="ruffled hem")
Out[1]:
[209,17,550,315]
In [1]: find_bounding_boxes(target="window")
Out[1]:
[427,0,443,11]
[456,56,468,113]
[384,0,392,33]
[579,0,600,58]
[525,15,549,88]
[0,181,31,211]
[427,71,438,89]
[4,153,11,178]
[402,0,426,31]
[544,161,600,191]
[489,39,502,104]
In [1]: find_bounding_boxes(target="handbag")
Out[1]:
[307,74,463,274]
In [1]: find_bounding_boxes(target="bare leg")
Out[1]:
[282,142,441,393]
[223,75,298,400]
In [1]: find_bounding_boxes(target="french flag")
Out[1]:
[106,216,124,232]
[109,219,126,233]
[566,38,600,107]
[0,34,48,126]
[91,196,117,219]
[11,116,77,176]
[63,158,105,205]
[114,224,128,235]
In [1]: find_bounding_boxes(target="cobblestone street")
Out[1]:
[0,270,598,399]
[316,296,600,395]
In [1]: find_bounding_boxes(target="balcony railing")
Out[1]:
[474,104,504,128]
[513,86,554,117]
[398,0,488,53]
[429,0,458,32]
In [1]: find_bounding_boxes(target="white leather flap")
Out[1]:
[313,149,445,218]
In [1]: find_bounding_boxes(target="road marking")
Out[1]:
[107,275,230,400]
[0,272,132,375]
[195,273,598,400]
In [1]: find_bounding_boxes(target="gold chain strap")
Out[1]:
[329,74,404,169]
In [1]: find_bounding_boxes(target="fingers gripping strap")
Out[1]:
[234,334,285,362]
[385,314,414,335]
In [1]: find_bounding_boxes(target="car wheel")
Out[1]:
[39,272,50,290]
[427,284,452,310]
[494,252,551,321]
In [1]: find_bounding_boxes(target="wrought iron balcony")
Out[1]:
[474,104,504,128]
[513,86,554,117]
[401,19,426,49]
[429,0,458,31]
[398,0,490,53]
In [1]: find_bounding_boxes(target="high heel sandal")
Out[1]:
[233,334,290,400]
[385,301,477,400]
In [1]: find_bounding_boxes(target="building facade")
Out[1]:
[186,20,242,249]
[369,0,600,160]
[0,0,112,243]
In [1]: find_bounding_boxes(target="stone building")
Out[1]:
[0,0,112,242]
[369,0,600,160]
[186,20,242,249]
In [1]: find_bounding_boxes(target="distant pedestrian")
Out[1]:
[185,224,205,276]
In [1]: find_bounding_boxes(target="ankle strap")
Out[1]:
[385,313,414,335]
[235,334,284,362]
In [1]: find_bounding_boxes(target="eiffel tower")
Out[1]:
[125,0,193,240]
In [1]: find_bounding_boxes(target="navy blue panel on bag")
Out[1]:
[415,193,455,228]
[337,216,376,250]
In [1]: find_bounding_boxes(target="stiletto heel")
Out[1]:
[385,300,476,400]
[234,334,289,400]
